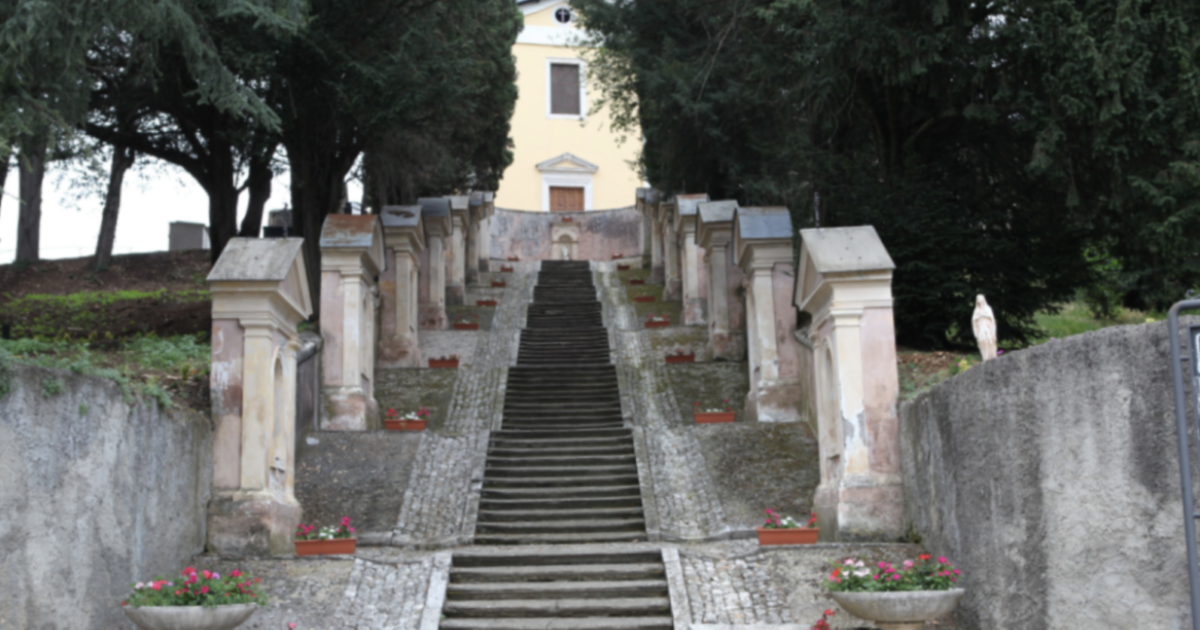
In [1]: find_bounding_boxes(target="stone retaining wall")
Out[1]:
[489,206,642,261]
[0,364,212,630]
[900,321,1194,629]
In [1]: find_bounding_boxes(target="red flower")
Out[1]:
[918,554,931,561]
[201,586,209,594]
[824,609,835,616]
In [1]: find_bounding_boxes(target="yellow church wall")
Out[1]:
[497,4,643,212]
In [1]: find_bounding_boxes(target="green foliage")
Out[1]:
[0,289,209,340]
[576,0,1200,345]
[1030,301,1161,344]
[78,402,90,416]
[41,377,64,397]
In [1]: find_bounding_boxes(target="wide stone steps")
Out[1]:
[478,507,645,521]
[443,597,671,618]
[440,617,672,630]
[479,496,644,510]
[480,485,642,500]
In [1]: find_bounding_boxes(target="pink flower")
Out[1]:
[892,575,901,581]
[289,624,297,630]
[231,569,242,578]
[953,569,960,575]
[938,557,947,564]
[203,570,212,579]
[903,560,914,569]
[200,586,209,594]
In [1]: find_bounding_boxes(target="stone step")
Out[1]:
[488,438,632,451]
[441,617,672,630]
[485,465,637,478]
[450,547,662,568]
[482,473,639,488]
[501,409,624,420]
[442,597,671,618]
[473,531,648,545]
[480,485,642,500]
[479,496,644,510]
[488,445,633,457]
[485,455,635,467]
[450,563,664,583]
[500,416,625,425]
[477,507,644,521]
[500,423,626,432]
[446,580,666,600]
[491,428,631,439]
[502,398,622,408]
[475,518,645,534]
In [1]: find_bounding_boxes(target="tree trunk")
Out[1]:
[16,134,48,263]
[95,145,135,271]
[287,143,354,314]
[206,138,240,264]
[239,153,274,237]
[0,146,11,220]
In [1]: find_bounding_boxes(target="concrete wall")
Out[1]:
[900,321,1194,629]
[0,365,212,630]
[489,207,642,261]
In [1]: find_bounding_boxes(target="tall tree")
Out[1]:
[15,131,46,262]
[94,144,135,270]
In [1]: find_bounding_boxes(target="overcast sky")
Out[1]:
[0,160,363,265]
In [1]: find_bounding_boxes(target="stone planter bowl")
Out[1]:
[123,604,258,630]
[830,589,965,630]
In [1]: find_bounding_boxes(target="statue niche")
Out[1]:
[550,223,580,261]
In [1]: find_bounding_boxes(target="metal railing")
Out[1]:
[1169,297,1200,630]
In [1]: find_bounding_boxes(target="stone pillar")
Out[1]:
[466,193,483,284]
[379,205,425,368]
[417,197,452,329]
[649,199,664,283]
[319,215,385,431]
[733,207,803,423]
[698,200,744,360]
[674,194,709,325]
[794,226,903,542]
[207,237,312,557]
[479,192,494,271]
[446,195,469,305]
[662,201,682,300]
[637,189,650,260]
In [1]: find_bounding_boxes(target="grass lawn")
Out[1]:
[1029,301,1162,344]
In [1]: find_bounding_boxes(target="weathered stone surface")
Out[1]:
[295,432,422,533]
[0,365,211,630]
[490,207,642,261]
[901,320,1195,630]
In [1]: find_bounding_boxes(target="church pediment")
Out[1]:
[536,152,599,174]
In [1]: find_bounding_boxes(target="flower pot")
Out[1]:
[123,604,258,630]
[476,299,498,307]
[633,295,655,303]
[492,281,507,288]
[562,217,573,222]
[629,279,645,285]
[500,266,513,273]
[507,256,519,261]
[829,589,965,630]
[665,354,695,364]
[430,358,460,368]
[617,265,631,271]
[612,253,622,259]
[294,538,357,556]
[645,320,670,329]
[453,323,480,331]
[385,419,427,431]
[694,411,735,424]
[756,527,819,545]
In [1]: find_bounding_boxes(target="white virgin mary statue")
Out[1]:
[972,294,998,361]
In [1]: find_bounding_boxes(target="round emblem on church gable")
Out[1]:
[554,7,572,24]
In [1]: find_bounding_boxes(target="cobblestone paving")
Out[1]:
[596,264,731,541]
[331,556,437,630]
[443,265,536,433]
[680,552,796,625]
[391,430,483,545]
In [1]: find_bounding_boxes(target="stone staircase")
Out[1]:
[440,261,671,630]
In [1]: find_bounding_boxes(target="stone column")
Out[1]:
[417,197,452,329]
[446,195,469,305]
[795,225,903,542]
[479,192,494,271]
[674,194,709,325]
[698,200,742,360]
[466,193,483,284]
[207,238,312,557]
[319,215,385,431]
[733,206,802,423]
[379,205,425,368]
[662,202,682,300]
[649,199,664,283]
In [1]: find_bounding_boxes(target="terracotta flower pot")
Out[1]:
[694,411,735,424]
[453,323,480,331]
[562,217,573,222]
[665,354,695,364]
[492,281,507,288]
[612,253,622,259]
[500,266,514,272]
[476,299,498,307]
[507,256,519,261]
[644,320,670,329]
[756,527,819,545]
[617,265,631,271]
[633,295,655,303]
[629,279,645,285]
[294,538,357,556]
[829,589,966,630]
[123,604,258,630]
[430,358,460,368]
[384,419,426,431]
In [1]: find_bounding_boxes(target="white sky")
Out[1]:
[0,159,364,264]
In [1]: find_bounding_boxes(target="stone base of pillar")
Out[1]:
[479,258,489,273]
[378,335,422,368]
[650,263,664,283]
[446,284,465,305]
[320,387,379,431]
[419,304,448,330]
[466,267,479,285]
[744,381,802,423]
[683,298,706,326]
[707,331,745,361]
[207,492,302,557]
[664,278,682,301]
[813,482,905,543]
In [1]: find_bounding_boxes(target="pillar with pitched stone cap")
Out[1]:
[319,215,384,431]
[794,225,903,542]
[733,206,805,424]
[649,196,664,283]
[207,237,312,557]
[378,205,425,368]
[698,200,746,360]
[660,200,682,299]
[445,195,469,305]
[466,193,483,284]
[417,197,452,329]
[674,193,710,325]
[479,192,494,271]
